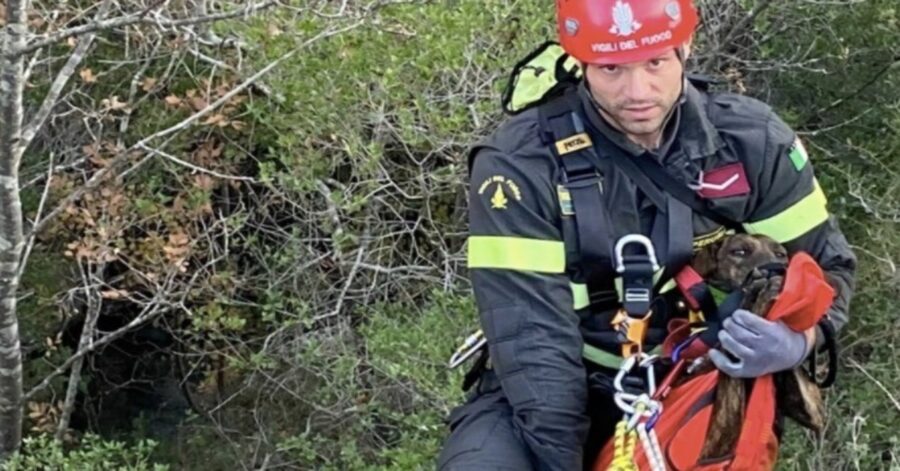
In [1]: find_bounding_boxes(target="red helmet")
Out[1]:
[557,0,699,65]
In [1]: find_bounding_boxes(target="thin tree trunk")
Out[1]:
[55,280,101,442]
[0,0,28,458]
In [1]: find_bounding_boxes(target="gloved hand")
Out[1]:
[708,309,809,378]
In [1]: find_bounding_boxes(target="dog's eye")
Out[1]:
[775,251,787,259]
[730,249,747,257]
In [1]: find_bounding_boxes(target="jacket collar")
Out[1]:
[577,80,724,160]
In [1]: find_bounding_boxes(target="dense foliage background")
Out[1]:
[3,0,898,469]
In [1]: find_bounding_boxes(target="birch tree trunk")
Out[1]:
[0,0,27,458]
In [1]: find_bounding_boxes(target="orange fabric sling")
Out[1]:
[593,252,835,471]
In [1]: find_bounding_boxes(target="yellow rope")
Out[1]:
[608,419,638,471]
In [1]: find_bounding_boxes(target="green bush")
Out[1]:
[2,434,166,471]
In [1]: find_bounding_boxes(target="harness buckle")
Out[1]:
[611,234,661,357]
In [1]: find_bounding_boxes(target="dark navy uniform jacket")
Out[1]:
[465,80,857,470]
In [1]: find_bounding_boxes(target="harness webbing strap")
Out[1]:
[674,266,718,318]
[665,197,694,279]
[539,96,616,284]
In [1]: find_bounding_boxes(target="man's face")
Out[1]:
[583,49,685,141]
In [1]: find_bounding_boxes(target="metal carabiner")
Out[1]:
[614,234,661,274]
[448,329,486,369]
[613,354,640,393]
[639,354,659,397]
[613,391,640,415]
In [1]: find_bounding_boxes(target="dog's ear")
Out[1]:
[691,239,724,279]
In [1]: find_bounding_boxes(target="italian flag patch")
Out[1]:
[789,138,809,171]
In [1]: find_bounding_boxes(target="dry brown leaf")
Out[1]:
[101,95,128,112]
[80,68,97,83]
[83,143,100,158]
[202,114,227,126]
[164,245,188,257]
[193,174,215,190]
[267,24,283,38]
[141,77,158,92]
[164,95,182,107]
[189,96,208,111]
[169,232,189,246]
[109,95,128,110]
[89,154,111,167]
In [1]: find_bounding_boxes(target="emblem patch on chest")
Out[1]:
[690,162,751,199]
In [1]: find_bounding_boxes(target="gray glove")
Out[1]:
[709,309,809,378]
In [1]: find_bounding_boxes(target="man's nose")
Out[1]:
[622,70,653,102]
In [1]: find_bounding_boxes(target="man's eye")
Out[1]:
[602,65,619,74]
[648,59,663,68]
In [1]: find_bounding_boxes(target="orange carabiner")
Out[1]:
[611,309,653,358]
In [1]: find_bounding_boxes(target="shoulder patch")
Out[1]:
[478,175,523,210]
[788,138,809,171]
[691,162,751,199]
[555,132,593,155]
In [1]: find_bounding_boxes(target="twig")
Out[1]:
[803,57,899,123]
[325,228,371,321]
[23,298,169,401]
[315,180,346,260]
[20,0,113,154]
[137,143,257,182]
[6,1,281,59]
[55,264,101,440]
[16,153,53,279]
[847,357,900,413]
[28,20,364,239]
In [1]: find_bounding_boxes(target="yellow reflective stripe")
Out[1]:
[467,236,565,273]
[583,344,663,369]
[571,282,589,310]
[659,278,677,294]
[743,181,829,243]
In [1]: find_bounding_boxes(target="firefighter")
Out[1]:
[437,0,856,469]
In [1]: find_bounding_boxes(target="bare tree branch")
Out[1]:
[5,1,281,60]
[20,1,114,153]
[29,19,365,239]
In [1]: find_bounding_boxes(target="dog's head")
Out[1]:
[692,233,788,292]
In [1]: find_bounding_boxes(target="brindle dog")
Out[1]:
[689,233,826,460]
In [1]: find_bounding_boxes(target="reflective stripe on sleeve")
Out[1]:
[583,344,663,370]
[467,236,566,274]
[743,181,829,243]
[571,282,589,310]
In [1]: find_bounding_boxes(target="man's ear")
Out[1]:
[691,239,723,279]
[681,38,693,61]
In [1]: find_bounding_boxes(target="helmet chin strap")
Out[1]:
[583,45,688,150]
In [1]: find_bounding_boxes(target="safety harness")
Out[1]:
[536,82,741,359]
